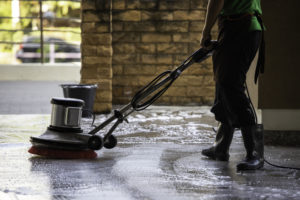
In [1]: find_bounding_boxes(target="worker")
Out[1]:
[200,0,265,170]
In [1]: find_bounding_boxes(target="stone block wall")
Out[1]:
[81,0,113,113]
[81,0,216,112]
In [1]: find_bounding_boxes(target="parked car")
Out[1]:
[16,36,81,63]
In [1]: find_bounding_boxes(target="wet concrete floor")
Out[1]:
[0,106,300,200]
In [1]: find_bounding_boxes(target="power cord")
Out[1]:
[82,109,97,128]
[263,159,300,170]
[245,83,300,170]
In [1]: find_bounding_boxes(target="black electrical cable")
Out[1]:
[131,42,218,112]
[131,70,176,111]
[245,83,300,170]
[263,159,300,170]
[91,113,96,128]
[82,109,97,128]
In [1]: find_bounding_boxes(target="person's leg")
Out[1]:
[202,20,238,161]
[204,17,264,168]
[217,30,264,170]
[208,29,264,169]
[202,82,235,161]
[210,21,257,127]
[237,124,264,170]
[202,123,234,161]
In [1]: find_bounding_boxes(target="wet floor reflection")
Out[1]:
[29,151,134,200]
[1,106,300,199]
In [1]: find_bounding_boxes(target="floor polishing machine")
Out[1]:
[28,42,217,159]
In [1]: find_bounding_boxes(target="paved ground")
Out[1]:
[0,81,300,199]
[0,106,300,200]
[0,81,75,114]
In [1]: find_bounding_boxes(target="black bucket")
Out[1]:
[61,84,98,118]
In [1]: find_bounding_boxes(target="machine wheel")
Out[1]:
[104,135,117,149]
[88,135,103,150]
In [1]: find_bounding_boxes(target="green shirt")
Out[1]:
[220,0,263,31]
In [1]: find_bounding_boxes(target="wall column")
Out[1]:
[81,0,112,113]
[259,0,300,146]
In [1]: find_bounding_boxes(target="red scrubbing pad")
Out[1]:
[28,146,97,159]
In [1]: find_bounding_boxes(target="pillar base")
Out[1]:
[264,130,300,147]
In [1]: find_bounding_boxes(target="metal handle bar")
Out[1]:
[131,41,218,111]
[88,41,218,137]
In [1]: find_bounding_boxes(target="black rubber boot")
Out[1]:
[237,124,264,171]
[202,123,234,161]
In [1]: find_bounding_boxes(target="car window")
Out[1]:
[26,37,40,43]
[48,38,64,43]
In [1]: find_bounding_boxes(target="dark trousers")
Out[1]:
[211,17,262,128]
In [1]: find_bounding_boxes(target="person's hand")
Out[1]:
[200,30,212,48]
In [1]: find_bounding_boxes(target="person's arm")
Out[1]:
[200,0,224,47]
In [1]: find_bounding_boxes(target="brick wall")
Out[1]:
[81,0,113,113]
[81,0,216,112]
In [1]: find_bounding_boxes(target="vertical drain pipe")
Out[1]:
[39,0,44,64]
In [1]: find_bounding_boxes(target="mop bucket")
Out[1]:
[61,84,98,118]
